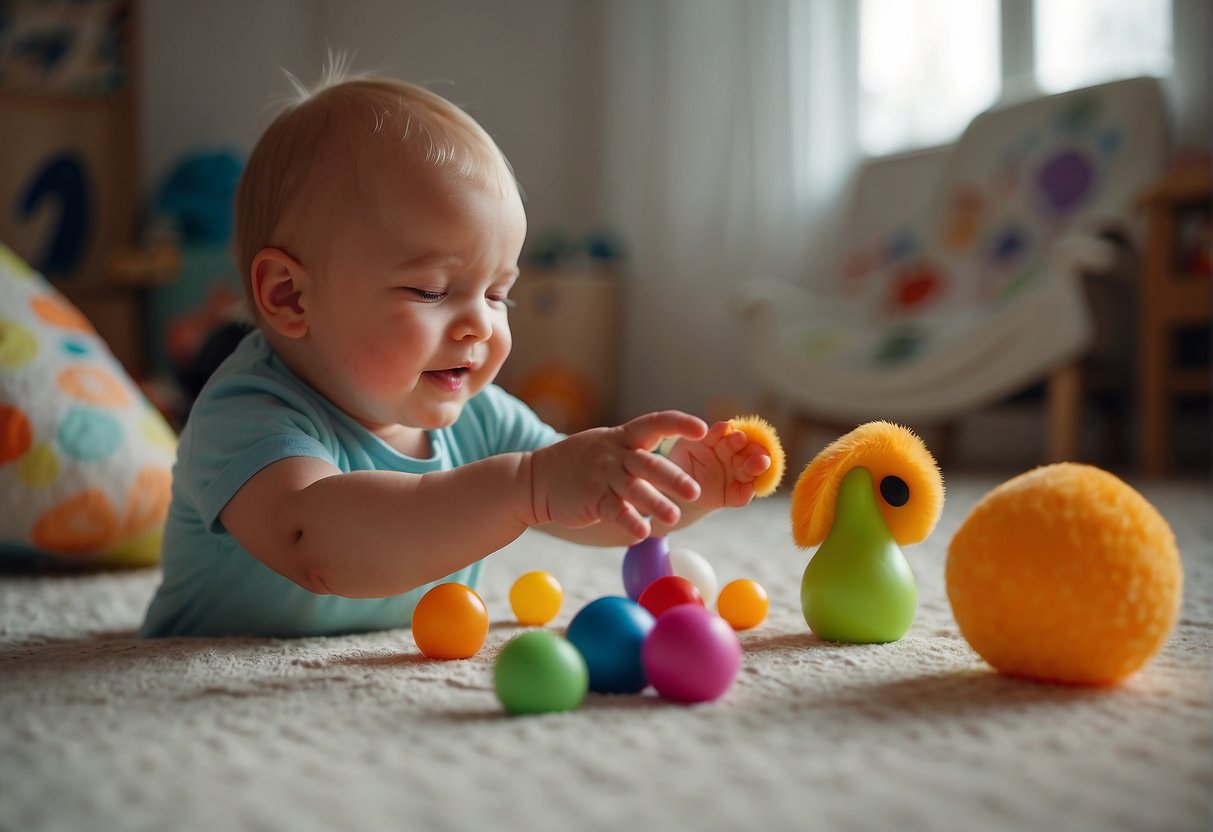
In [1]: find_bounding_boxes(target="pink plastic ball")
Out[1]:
[641,605,742,703]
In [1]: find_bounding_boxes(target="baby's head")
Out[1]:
[234,69,526,446]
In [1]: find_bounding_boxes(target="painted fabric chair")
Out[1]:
[740,77,1169,461]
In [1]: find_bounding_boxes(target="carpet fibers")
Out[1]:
[2,474,1210,832]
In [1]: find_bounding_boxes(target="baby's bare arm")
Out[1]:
[218,410,709,598]
[219,453,536,598]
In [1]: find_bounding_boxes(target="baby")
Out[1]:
[141,68,771,638]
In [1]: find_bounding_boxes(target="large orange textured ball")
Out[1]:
[947,464,1182,686]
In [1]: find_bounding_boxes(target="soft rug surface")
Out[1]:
[2,474,1210,832]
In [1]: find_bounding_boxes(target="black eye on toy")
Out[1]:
[880,475,910,507]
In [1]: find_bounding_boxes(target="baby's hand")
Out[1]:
[527,411,708,541]
[667,421,772,511]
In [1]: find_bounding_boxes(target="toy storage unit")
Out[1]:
[496,267,622,433]
[1138,161,1212,475]
[0,1,148,377]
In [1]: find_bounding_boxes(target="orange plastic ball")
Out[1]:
[716,579,769,631]
[509,571,564,626]
[947,464,1183,686]
[412,583,489,660]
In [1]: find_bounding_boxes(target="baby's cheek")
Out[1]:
[492,326,512,360]
[343,344,414,394]
[482,330,512,375]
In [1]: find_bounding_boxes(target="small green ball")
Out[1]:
[494,631,588,715]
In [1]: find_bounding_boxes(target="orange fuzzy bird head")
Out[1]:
[790,421,944,547]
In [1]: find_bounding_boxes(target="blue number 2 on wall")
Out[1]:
[17,151,91,279]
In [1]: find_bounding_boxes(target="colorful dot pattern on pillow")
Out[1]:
[0,243,176,567]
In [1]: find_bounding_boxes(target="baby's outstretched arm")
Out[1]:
[218,411,708,598]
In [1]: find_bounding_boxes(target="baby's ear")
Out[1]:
[251,248,310,338]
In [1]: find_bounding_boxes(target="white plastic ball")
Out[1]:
[669,547,718,606]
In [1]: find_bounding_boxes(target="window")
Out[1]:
[1035,0,1172,93]
[858,0,1000,157]
[858,0,1174,157]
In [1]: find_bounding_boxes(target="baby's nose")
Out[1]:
[452,301,493,340]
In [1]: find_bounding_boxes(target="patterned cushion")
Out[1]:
[0,243,176,567]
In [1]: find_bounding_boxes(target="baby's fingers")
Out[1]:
[701,420,734,448]
[741,449,772,479]
[726,480,757,508]
[623,449,701,503]
[619,477,682,526]
[599,492,651,542]
[621,410,708,452]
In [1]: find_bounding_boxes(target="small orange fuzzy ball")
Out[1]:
[728,415,786,497]
[947,464,1182,686]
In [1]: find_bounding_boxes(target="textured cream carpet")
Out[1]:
[2,474,1211,832]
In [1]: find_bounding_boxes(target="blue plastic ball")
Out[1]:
[565,596,656,693]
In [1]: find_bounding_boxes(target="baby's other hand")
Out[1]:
[527,411,708,542]
[667,421,772,511]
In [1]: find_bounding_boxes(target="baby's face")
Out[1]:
[298,151,526,445]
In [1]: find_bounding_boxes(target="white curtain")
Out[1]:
[599,0,860,418]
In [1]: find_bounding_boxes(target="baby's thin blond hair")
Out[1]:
[233,59,516,314]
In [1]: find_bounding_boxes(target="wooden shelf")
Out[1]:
[1169,369,1212,395]
[1140,164,1213,204]
[1138,161,1213,476]
[0,89,128,108]
[1155,277,1213,322]
[0,1,142,375]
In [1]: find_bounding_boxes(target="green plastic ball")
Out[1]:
[494,631,589,715]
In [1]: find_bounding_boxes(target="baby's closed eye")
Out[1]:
[402,287,446,302]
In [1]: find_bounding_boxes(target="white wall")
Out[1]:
[138,0,318,197]
[138,0,1210,223]
[139,1,1209,436]
[138,0,602,238]
[313,0,603,238]
[1170,0,1212,150]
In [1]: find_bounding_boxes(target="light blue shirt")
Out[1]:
[141,331,561,638]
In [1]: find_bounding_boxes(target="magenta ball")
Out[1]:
[641,605,742,703]
[622,536,672,600]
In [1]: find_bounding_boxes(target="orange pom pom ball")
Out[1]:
[947,464,1182,686]
[728,415,786,497]
[412,583,490,660]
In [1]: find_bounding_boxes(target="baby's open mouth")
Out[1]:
[424,367,469,390]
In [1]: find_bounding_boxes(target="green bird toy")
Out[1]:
[790,421,944,644]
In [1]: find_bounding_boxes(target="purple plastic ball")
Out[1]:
[622,536,672,600]
[641,605,742,703]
